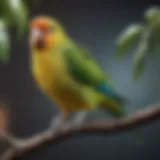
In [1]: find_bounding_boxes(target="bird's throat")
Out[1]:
[36,38,45,50]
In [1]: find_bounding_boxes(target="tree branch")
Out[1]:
[0,104,160,160]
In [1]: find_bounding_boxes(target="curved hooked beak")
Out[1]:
[30,28,45,49]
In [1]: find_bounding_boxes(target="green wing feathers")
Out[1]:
[62,41,126,116]
[63,42,111,86]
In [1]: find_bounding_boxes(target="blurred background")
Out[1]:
[0,0,160,159]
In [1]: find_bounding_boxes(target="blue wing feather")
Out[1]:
[95,82,124,102]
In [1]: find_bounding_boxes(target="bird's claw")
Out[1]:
[71,111,87,131]
[48,114,66,134]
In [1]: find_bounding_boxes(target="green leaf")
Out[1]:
[0,0,28,36]
[153,21,160,40]
[147,28,160,56]
[0,19,10,64]
[133,55,145,79]
[144,6,160,25]
[147,35,158,56]
[115,24,143,58]
[132,29,150,79]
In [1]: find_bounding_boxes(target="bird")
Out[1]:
[28,15,127,133]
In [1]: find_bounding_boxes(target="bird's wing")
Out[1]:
[61,41,122,100]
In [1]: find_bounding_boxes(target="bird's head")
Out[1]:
[29,16,66,52]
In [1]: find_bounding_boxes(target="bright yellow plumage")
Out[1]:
[29,15,125,117]
[31,47,99,113]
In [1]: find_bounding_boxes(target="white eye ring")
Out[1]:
[30,28,43,38]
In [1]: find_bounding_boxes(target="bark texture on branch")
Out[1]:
[0,105,159,160]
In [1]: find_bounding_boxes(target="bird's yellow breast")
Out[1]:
[31,50,68,91]
[31,49,98,112]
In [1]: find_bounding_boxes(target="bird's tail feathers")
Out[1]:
[99,95,126,118]
[99,96,143,145]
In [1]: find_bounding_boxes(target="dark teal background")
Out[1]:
[1,0,160,159]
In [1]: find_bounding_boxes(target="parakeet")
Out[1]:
[29,15,127,133]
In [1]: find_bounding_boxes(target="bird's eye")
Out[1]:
[49,26,56,32]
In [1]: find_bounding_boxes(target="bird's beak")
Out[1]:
[30,28,45,49]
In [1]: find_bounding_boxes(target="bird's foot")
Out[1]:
[48,112,68,134]
[71,111,88,131]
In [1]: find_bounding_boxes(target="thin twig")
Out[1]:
[0,104,160,160]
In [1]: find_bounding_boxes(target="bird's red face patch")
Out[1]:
[29,19,50,50]
[29,17,62,51]
[30,19,49,33]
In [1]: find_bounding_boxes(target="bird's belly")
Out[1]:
[49,84,89,112]
[32,53,66,91]
[32,53,97,112]
[33,72,53,91]
[32,63,88,112]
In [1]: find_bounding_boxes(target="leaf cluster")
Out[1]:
[115,6,160,79]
